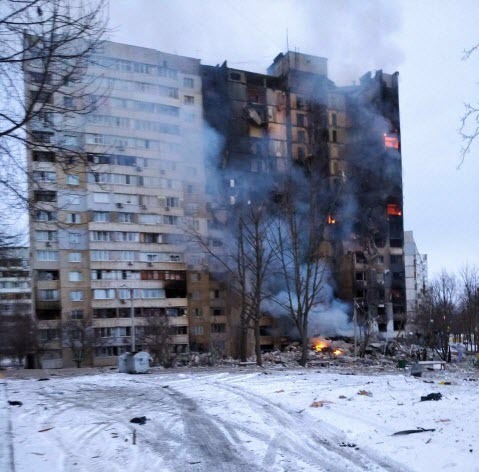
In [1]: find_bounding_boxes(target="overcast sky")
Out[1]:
[109,0,479,278]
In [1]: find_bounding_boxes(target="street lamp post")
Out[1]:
[121,284,135,352]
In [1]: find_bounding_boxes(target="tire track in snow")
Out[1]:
[207,378,411,472]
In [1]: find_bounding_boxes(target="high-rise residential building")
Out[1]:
[27,43,407,366]
[27,41,207,367]
[202,51,405,346]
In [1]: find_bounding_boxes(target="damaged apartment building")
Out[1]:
[26,42,406,367]
[201,51,406,350]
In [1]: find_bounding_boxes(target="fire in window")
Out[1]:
[384,133,399,149]
[327,215,336,224]
[387,203,402,216]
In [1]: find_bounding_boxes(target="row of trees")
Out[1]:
[412,266,479,359]
[0,312,175,368]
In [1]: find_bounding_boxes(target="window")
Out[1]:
[331,113,337,127]
[35,231,58,242]
[93,212,110,223]
[93,289,115,300]
[390,255,403,264]
[190,273,201,282]
[70,290,83,302]
[69,271,83,282]
[91,250,110,261]
[39,289,59,301]
[192,308,202,318]
[297,114,305,127]
[119,251,136,261]
[331,130,337,143]
[66,174,79,185]
[35,211,57,222]
[69,252,82,263]
[183,77,194,88]
[32,131,54,143]
[118,213,134,223]
[93,193,110,203]
[67,213,81,224]
[69,233,81,244]
[37,250,58,261]
[33,171,56,182]
[184,95,194,105]
[191,326,204,335]
[71,310,83,320]
[212,323,226,333]
[190,291,201,300]
[91,231,113,242]
[142,289,165,299]
[33,151,55,162]
[40,329,60,342]
[65,195,80,206]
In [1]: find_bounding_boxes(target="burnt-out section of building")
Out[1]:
[202,51,406,352]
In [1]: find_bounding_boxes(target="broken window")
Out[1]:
[331,130,337,143]
[384,134,399,150]
[387,203,402,216]
[211,323,226,334]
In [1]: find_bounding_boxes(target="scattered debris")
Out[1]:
[393,428,435,436]
[357,390,373,397]
[38,427,54,433]
[339,395,347,399]
[310,400,334,408]
[130,416,147,425]
[38,378,50,381]
[339,442,358,448]
[420,393,442,402]
[423,380,434,384]
[438,381,452,385]
[8,400,22,406]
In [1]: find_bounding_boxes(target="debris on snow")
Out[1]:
[8,400,22,406]
[392,428,436,436]
[420,393,442,402]
[130,416,147,425]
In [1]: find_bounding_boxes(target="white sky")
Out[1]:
[109,0,479,278]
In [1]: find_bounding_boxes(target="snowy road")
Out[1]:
[2,367,479,471]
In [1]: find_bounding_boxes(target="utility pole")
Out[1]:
[353,298,358,357]
[130,288,135,352]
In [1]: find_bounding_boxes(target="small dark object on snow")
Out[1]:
[423,380,434,384]
[130,416,147,425]
[339,442,357,448]
[38,378,50,381]
[420,393,442,402]
[162,385,169,388]
[393,428,436,436]
[411,363,423,377]
[8,400,22,406]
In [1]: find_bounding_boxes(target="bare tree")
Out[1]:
[187,202,274,366]
[142,311,172,367]
[459,41,479,165]
[269,163,336,367]
[0,0,108,216]
[62,319,95,367]
[457,265,479,352]
[412,270,458,361]
[0,312,38,366]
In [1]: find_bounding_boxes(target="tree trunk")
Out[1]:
[299,330,309,366]
[239,324,248,362]
[253,321,262,366]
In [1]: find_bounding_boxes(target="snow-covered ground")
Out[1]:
[1,365,478,471]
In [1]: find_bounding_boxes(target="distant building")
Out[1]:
[0,247,32,319]
[404,231,428,325]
